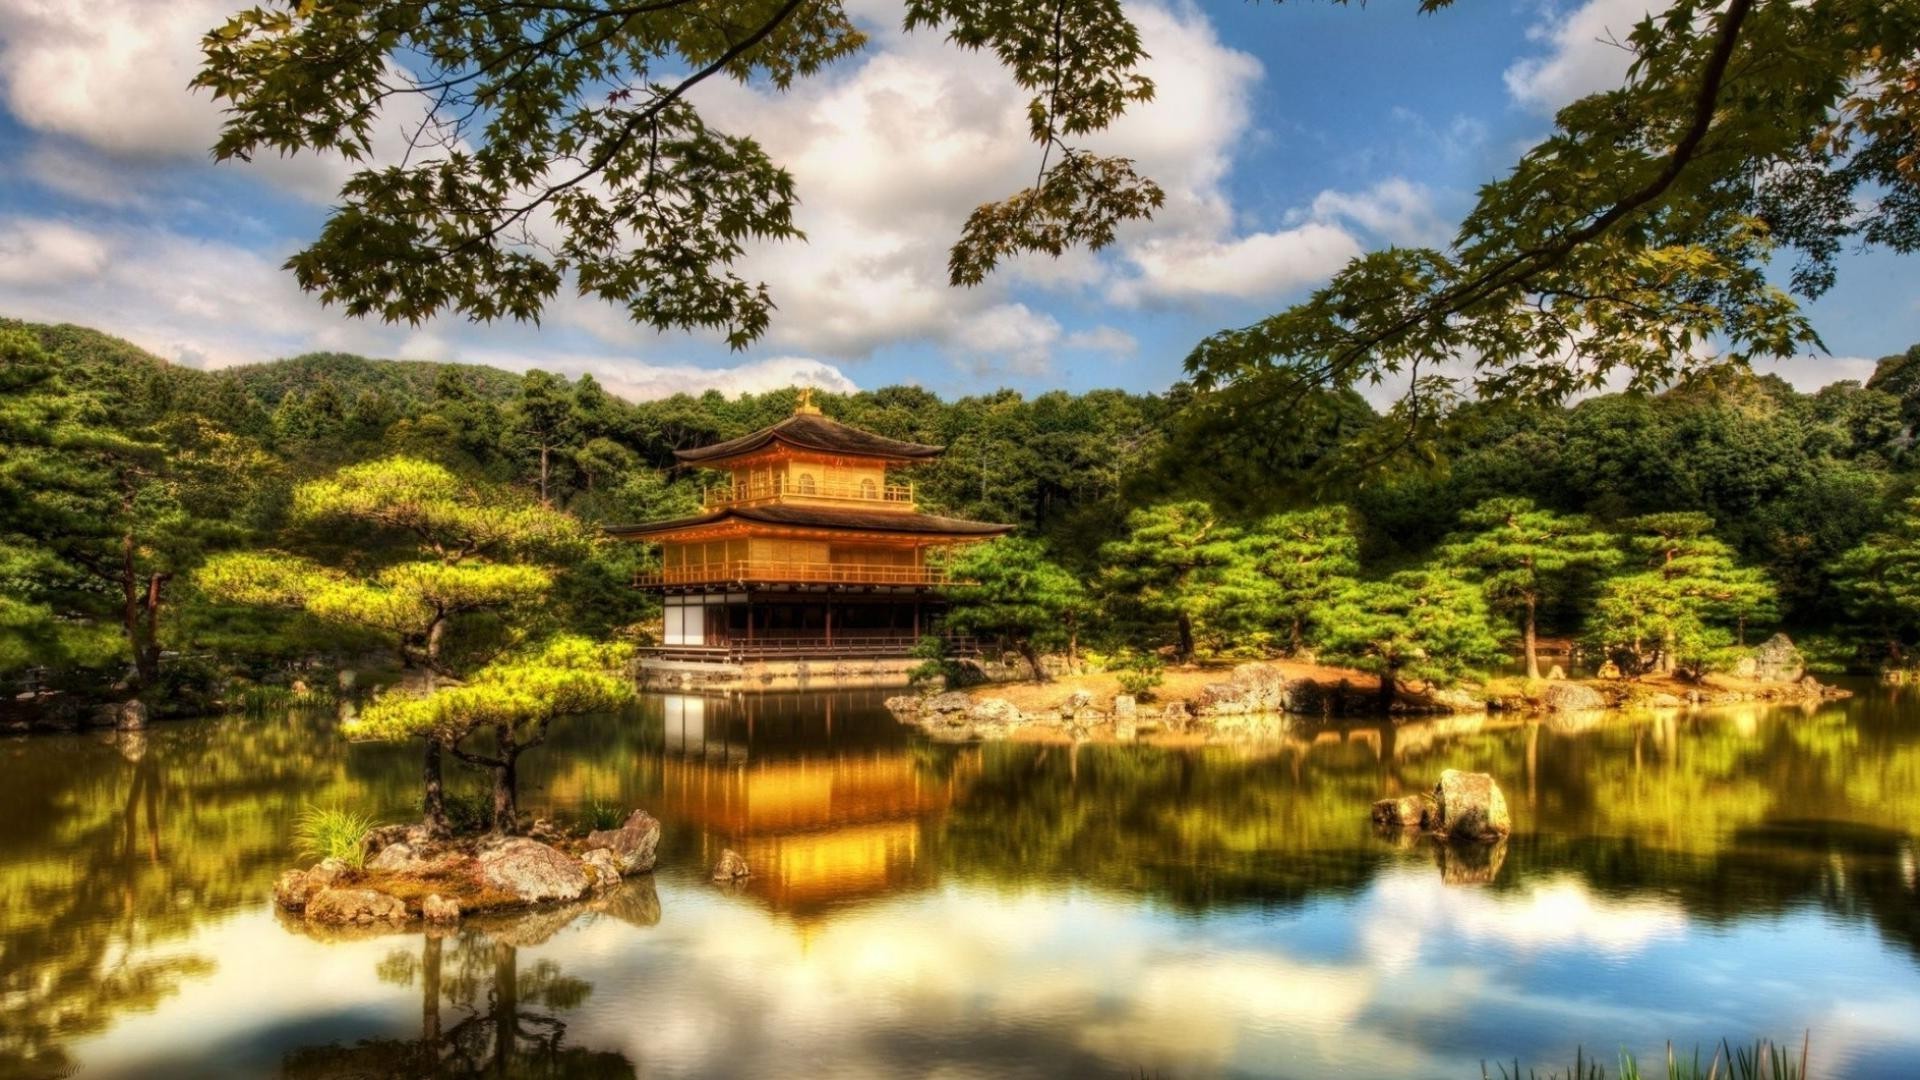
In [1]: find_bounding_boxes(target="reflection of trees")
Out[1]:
[285,928,633,1079]
[0,713,421,1078]
[928,698,1920,950]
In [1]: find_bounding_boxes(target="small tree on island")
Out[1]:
[1311,569,1508,712]
[349,637,631,829]
[943,539,1087,681]
[1098,501,1238,661]
[1438,498,1619,679]
[197,456,591,836]
[1220,506,1362,656]
[1588,513,1776,677]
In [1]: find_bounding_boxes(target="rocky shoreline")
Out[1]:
[273,809,673,928]
[886,657,1851,744]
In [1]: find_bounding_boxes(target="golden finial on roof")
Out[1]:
[793,386,821,415]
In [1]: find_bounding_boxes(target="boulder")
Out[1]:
[274,868,319,911]
[1064,690,1095,713]
[1431,770,1511,842]
[585,809,662,875]
[925,692,972,714]
[360,823,430,862]
[478,838,589,903]
[1545,664,1566,680]
[1161,701,1190,731]
[306,887,408,925]
[422,894,461,922]
[1542,681,1606,713]
[968,698,1024,726]
[366,840,464,875]
[712,848,751,881]
[1370,794,1436,831]
[1646,692,1685,708]
[883,695,922,719]
[1192,664,1289,716]
[1113,694,1137,718]
[1750,633,1805,683]
[582,848,622,889]
[1282,677,1330,718]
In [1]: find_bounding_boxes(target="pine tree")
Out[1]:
[944,539,1089,680]
[1311,568,1508,711]
[1098,501,1238,660]
[1589,513,1777,676]
[1438,498,1620,679]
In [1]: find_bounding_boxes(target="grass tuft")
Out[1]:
[1483,1035,1810,1080]
[293,805,379,868]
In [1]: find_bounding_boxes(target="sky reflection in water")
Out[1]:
[7,687,1920,1079]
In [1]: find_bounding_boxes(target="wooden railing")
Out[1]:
[702,476,915,510]
[646,634,980,662]
[636,560,951,587]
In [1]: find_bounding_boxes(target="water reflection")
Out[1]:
[3,687,1919,1077]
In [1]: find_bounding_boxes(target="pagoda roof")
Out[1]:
[675,411,944,466]
[607,502,1013,540]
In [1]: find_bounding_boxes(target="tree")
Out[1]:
[1098,501,1238,660]
[508,371,576,505]
[192,0,1161,341]
[1187,0,1919,431]
[350,637,632,829]
[1589,513,1776,676]
[1222,507,1362,655]
[1834,497,1920,665]
[943,539,1088,680]
[197,457,587,835]
[1311,568,1508,712]
[1438,498,1620,679]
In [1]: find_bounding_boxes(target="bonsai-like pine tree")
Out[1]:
[349,637,632,830]
[1221,506,1362,655]
[1438,498,1620,679]
[1098,501,1238,661]
[197,456,589,835]
[1588,512,1776,676]
[1311,568,1508,712]
[943,539,1088,681]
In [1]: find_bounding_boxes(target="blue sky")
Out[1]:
[0,0,1912,402]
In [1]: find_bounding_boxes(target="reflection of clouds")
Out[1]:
[1361,868,1688,970]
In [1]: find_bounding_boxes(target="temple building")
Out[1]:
[609,390,1011,683]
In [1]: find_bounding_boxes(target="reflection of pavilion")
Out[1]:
[648,693,977,916]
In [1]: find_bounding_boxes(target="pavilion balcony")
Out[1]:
[701,477,916,511]
[635,560,953,588]
[645,633,981,662]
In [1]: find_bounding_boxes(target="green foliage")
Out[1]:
[944,539,1088,679]
[293,805,379,869]
[1311,568,1509,701]
[908,635,967,689]
[1589,513,1778,676]
[1214,506,1362,654]
[1189,0,1920,425]
[1099,501,1239,659]
[1439,499,1620,677]
[1834,496,1920,663]
[1484,1036,1810,1080]
[1113,653,1164,700]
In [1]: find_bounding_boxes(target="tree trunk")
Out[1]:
[491,747,519,835]
[422,739,452,838]
[1176,610,1195,661]
[1289,617,1304,657]
[1376,662,1398,714]
[1523,593,1540,680]
[1018,641,1049,682]
[119,529,162,688]
[538,444,550,505]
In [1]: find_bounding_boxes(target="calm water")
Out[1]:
[4,688,1920,1079]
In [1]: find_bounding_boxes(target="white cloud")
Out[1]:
[1310,178,1451,248]
[1755,354,1881,391]
[0,213,856,400]
[1505,0,1673,113]
[1111,222,1361,304]
[1063,325,1138,356]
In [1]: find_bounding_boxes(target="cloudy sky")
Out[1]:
[1,0,1912,401]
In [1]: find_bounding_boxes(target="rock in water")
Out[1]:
[583,848,622,889]
[273,868,317,911]
[478,838,589,903]
[1432,770,1511,842]
[712,849,750,881]
[1542,681,1606,712]
[306,887,408,925]
[586,810,662,875]
[115,700,148,731]
[422,894,461,922]
[1113,694,1137,717]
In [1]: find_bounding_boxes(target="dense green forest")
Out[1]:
[7,315,1920,719]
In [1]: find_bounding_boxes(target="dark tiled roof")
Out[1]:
[674,412,944,464]
[606,502,1014,539]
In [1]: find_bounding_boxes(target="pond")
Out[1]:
[3,687,1919,1079]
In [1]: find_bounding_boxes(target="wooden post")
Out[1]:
[826,593,834,646]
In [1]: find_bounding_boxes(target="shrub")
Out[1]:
[575,796,626,833]
[293,805,378,868]
[1115,653,1164,700]
[443,792,492,835]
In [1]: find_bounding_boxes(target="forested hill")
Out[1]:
[9,314,1920,671]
